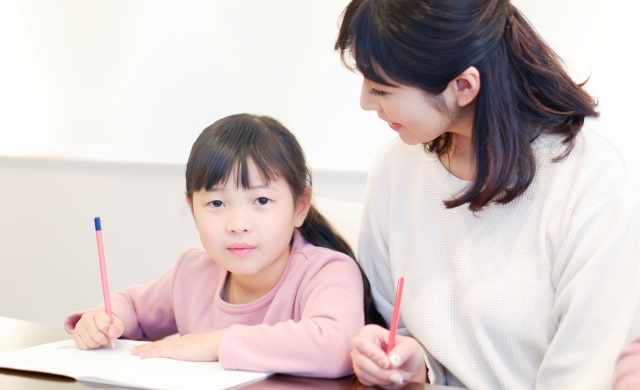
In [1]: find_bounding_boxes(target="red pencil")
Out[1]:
[94,217,114,348]
[386,277,404,354]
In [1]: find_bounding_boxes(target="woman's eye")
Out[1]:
[368,88,387,97]
[208,200,223,207]
[256,197,270,206]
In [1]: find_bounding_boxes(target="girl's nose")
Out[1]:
[360,79,380,111]
[227,210,251,233]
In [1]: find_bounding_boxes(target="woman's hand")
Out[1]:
[131,330,226,362]
[71,307,124,350]
[351,324,427,389]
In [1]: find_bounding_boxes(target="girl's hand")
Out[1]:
[71,307,124,350]
[131,330,226,362]
[351,324,427,389]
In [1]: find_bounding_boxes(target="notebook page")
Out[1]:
[0,339,271,390]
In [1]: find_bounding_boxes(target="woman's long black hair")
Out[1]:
[335,0,599,211]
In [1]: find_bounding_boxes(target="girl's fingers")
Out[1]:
[132,340,173,359]
[132,343,155,358]
[72,314,111,350]
[71,331,89,350]
[74,326,102,349]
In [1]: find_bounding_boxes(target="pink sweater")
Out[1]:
[65,231,364,378]
[614,338,640,390]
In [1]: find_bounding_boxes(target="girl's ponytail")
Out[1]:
[299,205,386,327]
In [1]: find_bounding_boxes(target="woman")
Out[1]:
[334,0,640,388]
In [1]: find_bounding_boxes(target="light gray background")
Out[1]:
[0,0,638,325]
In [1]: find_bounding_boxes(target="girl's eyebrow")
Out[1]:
[208,183,271,191]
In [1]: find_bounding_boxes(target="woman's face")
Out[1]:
[359,78,471,145]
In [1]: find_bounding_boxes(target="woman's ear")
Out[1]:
[294,186,312,228]
[452,66,480,107]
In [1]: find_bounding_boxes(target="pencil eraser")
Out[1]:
[94,217,101,231]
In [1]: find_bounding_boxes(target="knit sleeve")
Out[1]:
[357,147,397,325]
[536,187,640,388]
[357,143,447,385]
[106,250,198,341]
[62,258,180,340]
[359,202,395,318]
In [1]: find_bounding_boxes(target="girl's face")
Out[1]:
[189,160,309,290]
[359,78,471,145]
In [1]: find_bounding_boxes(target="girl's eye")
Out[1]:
[255,197,270,206]
[368,88,387,97]
[208,200,223,208]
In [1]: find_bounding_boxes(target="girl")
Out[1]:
[334,0,640,388]
[65,113,382,378]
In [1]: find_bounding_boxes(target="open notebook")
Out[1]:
[0,339,271,390]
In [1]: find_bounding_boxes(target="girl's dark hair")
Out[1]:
[335,0,599,211]
[185,113,385,326]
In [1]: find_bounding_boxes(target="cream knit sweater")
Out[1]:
[359,126,640,389]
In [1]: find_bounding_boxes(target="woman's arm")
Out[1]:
[536,191,640,388]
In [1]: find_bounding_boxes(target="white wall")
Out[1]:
[0,0,394,172]
[1,0,638,170]
[1,1,639,325]
[512,0,640,163]
[0,157,196,324]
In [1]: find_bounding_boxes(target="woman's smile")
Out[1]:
[388,122,401,131]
